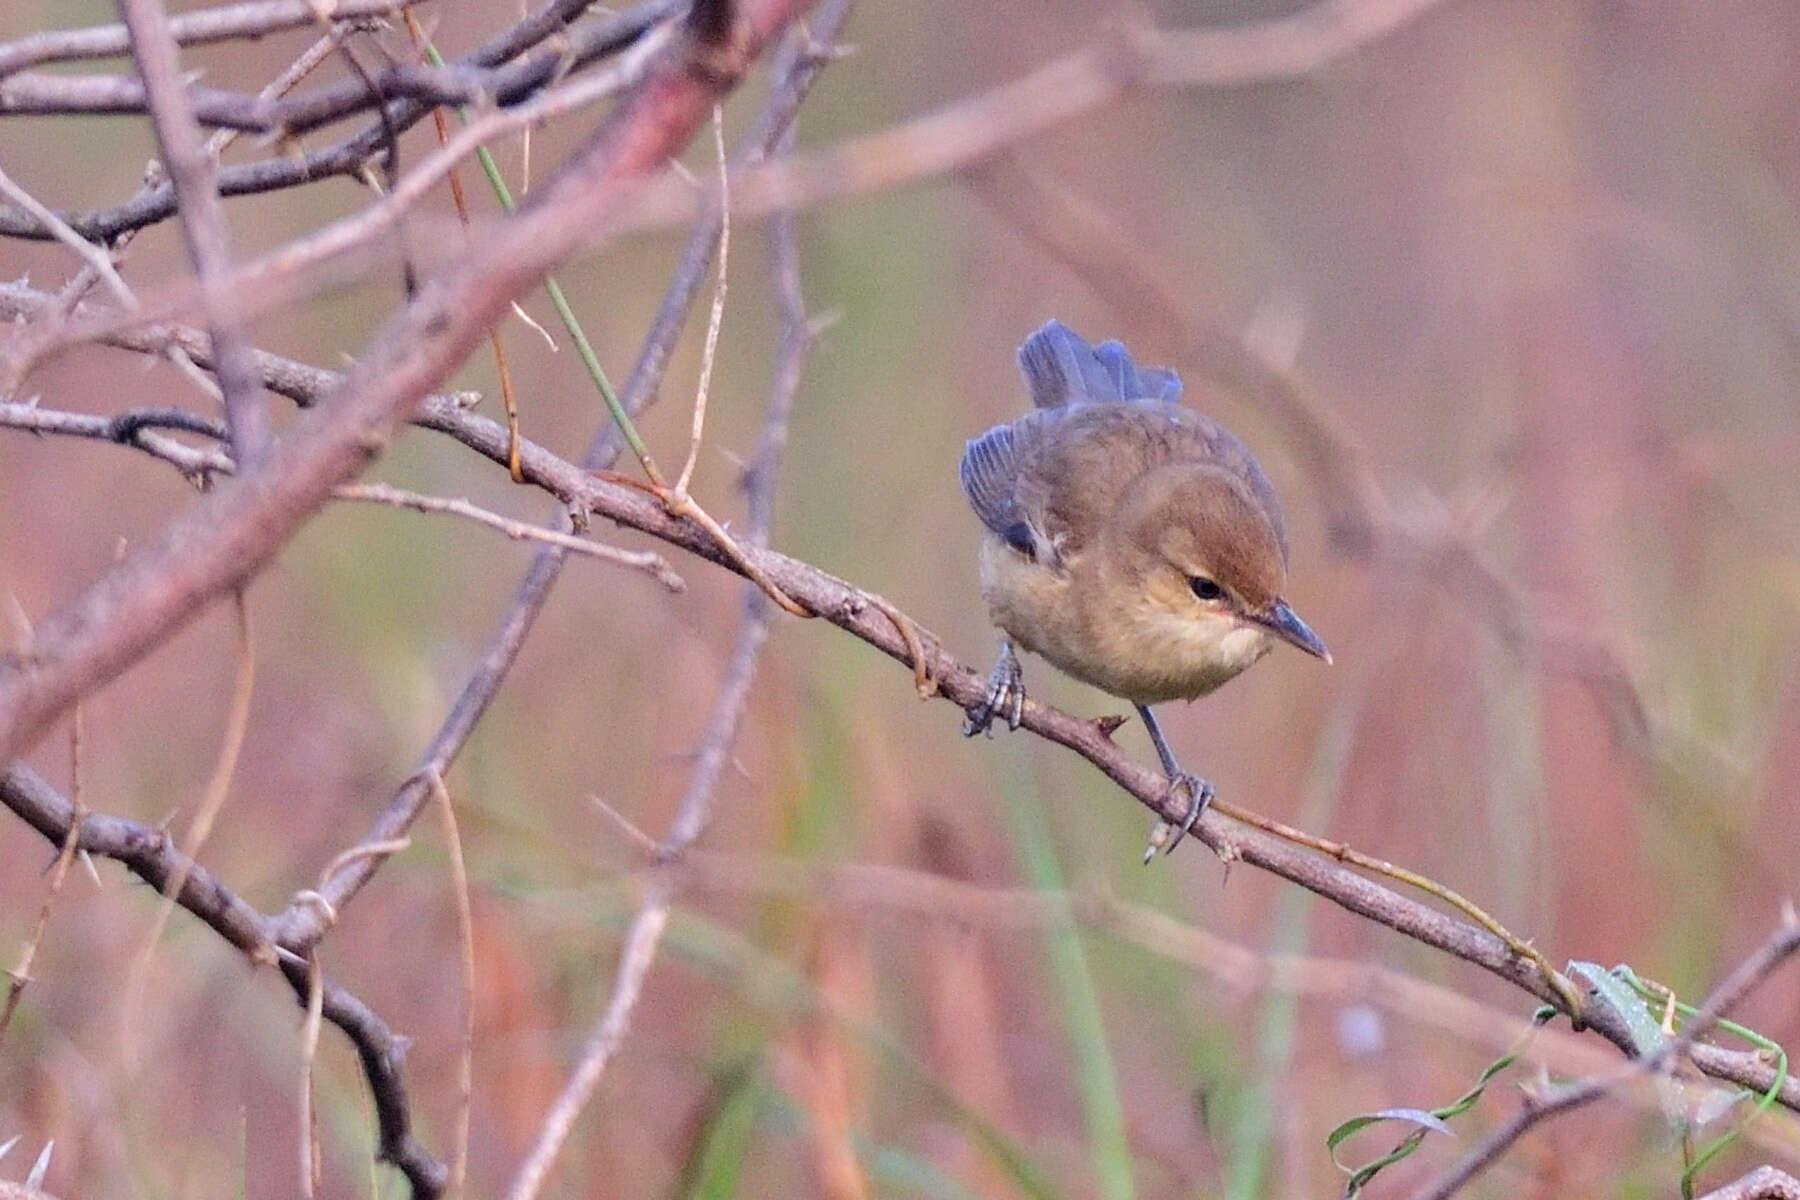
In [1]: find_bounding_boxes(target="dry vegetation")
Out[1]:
[2,1,1799,1197]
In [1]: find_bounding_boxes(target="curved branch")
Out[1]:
[0,764,448,1198]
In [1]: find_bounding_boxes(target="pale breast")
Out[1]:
[979,535,1273,704]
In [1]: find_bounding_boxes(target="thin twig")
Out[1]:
[298,948,326,1198]
[501,895,668,1200]
[0,1,679,246]
[0,12,677,395]
[503,37,832,1197]
[116,0,269,468]
[0,0,419,77]
[673,107,731,497]
[335,482,685,591]
[0,709,85,1048]
[119,589,256,1062]
[50,23,344,316]
[425,770,476,1200]
[0,165,134,308]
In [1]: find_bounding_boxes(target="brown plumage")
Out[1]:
[960,321,1328,857]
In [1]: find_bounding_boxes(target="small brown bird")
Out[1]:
[961,321,1330,859]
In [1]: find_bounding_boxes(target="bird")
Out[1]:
[959,320,1330,860]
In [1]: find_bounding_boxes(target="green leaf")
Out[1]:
[1326,1108,1452,1153]
[1567,961,1666,1055]
[1328,1010,1551,1196]
[679,1056,768,1200]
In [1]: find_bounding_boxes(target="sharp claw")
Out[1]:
[1140,773,1213,862]
[965,641,1025,738]
[1164,774,1214,855]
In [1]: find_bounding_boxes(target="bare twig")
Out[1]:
[119,590,256,1060]
[0,713,85,1049]
[0,0,816,768]
[0,166,134,308]
[299,950,326,1198]
[0,1,680,242]
[116,0,269,467]
[424,770,476,1200]
[0,397,234,480]
[0,0,419,77]
[0,16,677,396]
[49,22,346,316]
[502,14,836,1197]
[335,482,686,591]
[0,763,448,1197]
[673,108,731,497]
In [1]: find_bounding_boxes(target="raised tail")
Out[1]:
[1015,320,1182,409]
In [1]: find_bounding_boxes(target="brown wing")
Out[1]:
[1014,403,1289,566]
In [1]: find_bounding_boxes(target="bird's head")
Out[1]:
[1104,462,1330,691]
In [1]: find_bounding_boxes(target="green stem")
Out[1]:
[420,39,650,471]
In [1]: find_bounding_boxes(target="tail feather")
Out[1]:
[1016,320,1181,408]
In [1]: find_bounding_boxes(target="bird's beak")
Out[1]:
[1259,599,1331,663]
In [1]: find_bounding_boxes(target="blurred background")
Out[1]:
[2,0,1800,1196]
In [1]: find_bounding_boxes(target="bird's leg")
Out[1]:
[963,639,1026,737]
[1137,704,1214,863]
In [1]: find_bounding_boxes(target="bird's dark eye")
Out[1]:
[1189,576,1224,602]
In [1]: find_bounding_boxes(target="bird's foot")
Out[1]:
[1141,772,1214,863]
[963,641,1025,737]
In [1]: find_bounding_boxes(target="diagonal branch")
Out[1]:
[2,272,1795,1117]
[0,0,821,769]
[115,0,269,466]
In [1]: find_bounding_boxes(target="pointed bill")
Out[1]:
[1260,599,1331,663]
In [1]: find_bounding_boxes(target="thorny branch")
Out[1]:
[503,38,838,1196]
[3,0,1796,1194]
[0,0,819,768]
[4,278,1797,1125]
[0,763,449,1197]
[0,0,680,243]
[115,0,270,467]
[0,0,421,77]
